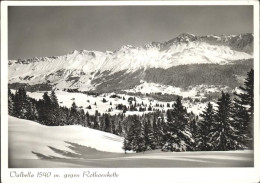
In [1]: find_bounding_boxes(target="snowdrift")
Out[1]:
[8,116,253,168]
[8,116,124,159]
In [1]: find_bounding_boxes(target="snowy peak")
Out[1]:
[9,33,253,65]
[167,33,198,43]
[8,33,253,92]
[164,33,253,53]
[201,33,253,53]
[142,42,161,49]
[115,45,136,53]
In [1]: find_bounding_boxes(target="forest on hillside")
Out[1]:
[8,69,254,153]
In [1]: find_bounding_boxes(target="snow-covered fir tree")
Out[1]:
[49,90,60,125]
[50,90,59,107]
[209,92,242,150]
[143,119,156,150]
[125,115,145,153]
[26,99,38,121]
[13,88,30,119]
[152,116,160,148]
[8,89,14,115]
[37,92,53,125]
[78,109,86,127]
[232,69,254,149]
[122,136,130,154]
[162,97,194,152]
[116,120,123,136]
[93,110,100,129]
[85,111,90,127]
[104,113,112,133]
[68,102,79,125]
[189,112,198,139]
[197,102,214,151]
[111,120,116,134]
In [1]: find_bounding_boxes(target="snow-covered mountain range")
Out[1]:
[8,33,253,93]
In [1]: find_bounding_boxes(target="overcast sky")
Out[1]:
[8,6,253,60]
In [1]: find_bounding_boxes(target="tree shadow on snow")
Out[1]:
[31,141,122,160]
[30,142,254,168]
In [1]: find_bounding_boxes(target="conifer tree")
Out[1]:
[233,69,254,149]
[13,88,30,119]
[231,99,250,149]
[85,111,90,127]
[25,99,38,121]
[166,109,173,122]
[99,116,105,131]
[237,69,254,116]
[43,92,52,105]
[58,107,68,125]
[8,89,14,116]
[37,92,53,125]
[79,109,86,126]
[152,117,160,147]
[117,120,123,136]
[13,90,20,117]
[50,90,60,124]
[69,102,79,125]
[50,90,59,107]
[143,119,156,150]
[209,92,241,150]
[148,105,152,111]
[125,115,145,153]
[122,136,130,154]
[111,120,116,134]
[190,119,197,139]
[197,102,214,151]
[93,110,99,129]
[31,101,39,121]
[104,113,111,133]
[162,97,194,152]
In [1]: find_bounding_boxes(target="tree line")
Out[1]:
[123,69,254,152]
[8,69,254,152]
[8,89,126,135]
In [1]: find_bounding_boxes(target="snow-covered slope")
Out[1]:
[8,116,124,159]
[8,116,253,168]
[8,33,253,91]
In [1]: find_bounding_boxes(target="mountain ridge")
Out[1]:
[9,33,253,63]
[8,33,254,93]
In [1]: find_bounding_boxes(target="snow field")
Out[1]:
[8,117,253,167]
[8,116,124,159]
